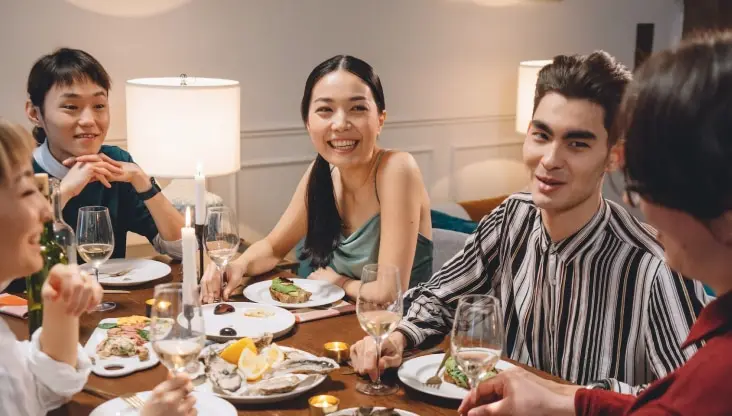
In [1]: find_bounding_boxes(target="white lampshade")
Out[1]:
[515,60,552,134]
[126,76,240,178]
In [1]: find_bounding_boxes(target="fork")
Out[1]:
[120,393,145,410]
[102,268,133,277]
[424,350,452,388]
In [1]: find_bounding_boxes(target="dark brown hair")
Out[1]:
[618,31,732,220]
[27,48,111,144]
[534,51,632,145]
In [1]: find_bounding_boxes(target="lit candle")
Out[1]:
[324,342,350,363]
[308,395,339,415]
[194,163,206,225]
[182,206,197,304]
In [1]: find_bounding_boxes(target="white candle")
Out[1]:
[182,206,197,304]
[194,163,206,225]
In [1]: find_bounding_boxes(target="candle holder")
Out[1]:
[195,223,205,283]
[324,342,350,364]
[308,395,339,416]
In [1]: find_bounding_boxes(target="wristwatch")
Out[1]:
[586,379,612,390]
[137,177,161,201]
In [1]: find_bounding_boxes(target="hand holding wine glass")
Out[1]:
[76,206,116,312]
[204,206,240,302]
[450,294,504,390]
[355,263,403,396]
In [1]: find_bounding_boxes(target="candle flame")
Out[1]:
[185,206,191,227]
[196,162,203,177]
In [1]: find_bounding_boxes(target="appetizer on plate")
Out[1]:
[96,316,151,361]
[443,356,499,389]
[269,277,312,304]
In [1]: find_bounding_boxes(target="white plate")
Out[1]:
[89,391,236,416]
[331,408,419,416]
[397,353,516,400]
[243,278,345,309]
[81,258,171,287]
[190,302,296,342]
[193,344,336,404]
[84,318,160,378]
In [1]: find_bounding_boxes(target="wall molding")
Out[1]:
[447,141,524,200]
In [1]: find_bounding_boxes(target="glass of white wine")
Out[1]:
[150,283,206,374]
[205,206,240,302]
[356,263,403,396]
[76,206,116,312]
[450,294,504,390]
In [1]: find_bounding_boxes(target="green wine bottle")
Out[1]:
[26,174,69,337]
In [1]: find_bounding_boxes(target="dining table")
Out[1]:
[4,258,571,415]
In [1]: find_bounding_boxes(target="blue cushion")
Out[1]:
[431,209,478,234]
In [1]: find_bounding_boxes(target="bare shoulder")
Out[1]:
[376,150,422,183]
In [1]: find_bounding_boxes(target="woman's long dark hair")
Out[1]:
[27,48,111,144]
[299,55,386,268]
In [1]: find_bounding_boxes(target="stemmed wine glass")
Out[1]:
[450,294,504,389]
[355,263,403,396]
[149,283,206,374]
[76,206,116,312]
[205,206,240,302]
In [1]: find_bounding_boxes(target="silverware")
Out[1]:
[101,268,133,277]
[424,349,451,388]
[340,346,443,375]
[103,290,131,294]
[120,392,145,409]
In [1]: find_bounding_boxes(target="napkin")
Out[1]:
[293,300,356,323]
[0,293,28,319]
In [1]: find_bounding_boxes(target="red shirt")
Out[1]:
[575,289,732,416]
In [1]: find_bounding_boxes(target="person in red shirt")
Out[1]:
[457,30,732,416]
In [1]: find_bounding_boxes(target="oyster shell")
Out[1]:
[249,375,303,395]
[355,408,400,416]
[200,348,242,392]
[253,332,273,350]
[271,357,338,376]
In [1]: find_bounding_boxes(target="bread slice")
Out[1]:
[269,286,312,304]
[443,369,469,389]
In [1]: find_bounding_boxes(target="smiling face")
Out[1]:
[26,78,109,161]
[0,161,51,285]
[523,92,619,215]
[305,70,385,168]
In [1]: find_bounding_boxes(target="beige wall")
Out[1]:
[0,0,682,241]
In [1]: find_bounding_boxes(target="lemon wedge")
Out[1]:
[238,348,270,381]
[219,337,257,365]
[261,343,285,368]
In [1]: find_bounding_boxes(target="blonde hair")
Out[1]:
[0,119,35,186]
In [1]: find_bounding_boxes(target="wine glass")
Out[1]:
[150,283,206,374]
[205,206,240,302]
[355,263,403,396]
[450,295,504,389]
[76,206,116,312]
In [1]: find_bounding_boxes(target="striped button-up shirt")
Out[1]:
[398,193,710,393]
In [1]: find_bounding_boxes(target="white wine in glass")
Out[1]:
[76,206,116,312]
[356,263,403,396]
[205,206,240,301]
[450,295,504,389]
[150,283,206,374]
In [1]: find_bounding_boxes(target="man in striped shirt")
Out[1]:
[350,51,709,394]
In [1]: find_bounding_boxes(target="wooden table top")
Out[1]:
[4,261,569,415]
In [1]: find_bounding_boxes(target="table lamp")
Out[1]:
[126,75,240,279]
[515,60,552,134]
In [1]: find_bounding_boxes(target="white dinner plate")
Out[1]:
[243,278,345,309]
[89,391,236,415]
[397,353,516,400]
[81,258,171,287]
[83,318,160,378]
[193,344,336,404]
[189,301,296,341]
[330,408,419,416]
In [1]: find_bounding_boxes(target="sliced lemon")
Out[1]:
[238,348,270,381]
[219,337,257,365]
[261,343,285,368]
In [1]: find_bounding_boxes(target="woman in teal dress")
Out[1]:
[6,48,184,293]
[200,55,433,303]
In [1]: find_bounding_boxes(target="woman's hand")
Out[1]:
[309,266,349,288]
[141,373,197,416]
[199,261,249,304]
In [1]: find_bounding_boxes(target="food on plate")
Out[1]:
[354,408,401,416]
[95,317,151,361]
[201,348,242,392]
[219,327,237,337]
[249,374,303,395]
[214,303,236,315]
[269,277,312,304]
[442,356,499,389]
[219,337,257,364]
[243,308,275,318]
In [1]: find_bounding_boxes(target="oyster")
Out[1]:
[271,357,338,376]
[253,332,273,350]
[200,348,242,392]
[355,408,400,416]
[249,375,303,395]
